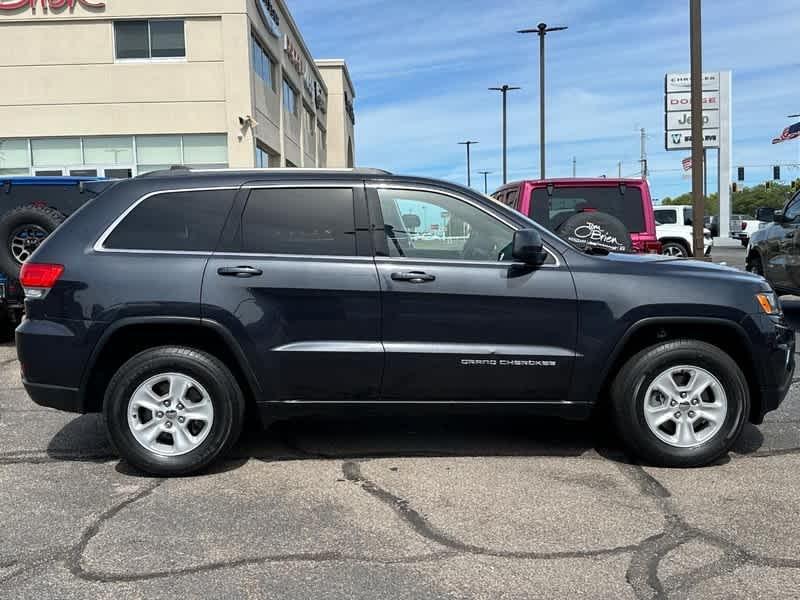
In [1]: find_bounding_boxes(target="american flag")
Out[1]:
[772,122,800,144]
[681,157,692,172]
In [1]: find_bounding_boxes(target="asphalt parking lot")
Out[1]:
[2,245,799,599]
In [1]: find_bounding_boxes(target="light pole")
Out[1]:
[458,141,478,188]
[478,170,492,194]
[519,22,567,180]
[689,0,704,259]
[489,85,520,184]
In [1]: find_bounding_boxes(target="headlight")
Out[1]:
[756,292,781,315]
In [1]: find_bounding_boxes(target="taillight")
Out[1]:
[19,263,64,298]
[644,240,663,254]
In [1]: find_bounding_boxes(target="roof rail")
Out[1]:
[136,167,392,177]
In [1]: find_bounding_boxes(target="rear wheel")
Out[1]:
[104,346,245,476]
[661,241,689,257]
[610,339,749,467]
[748,252,765,277]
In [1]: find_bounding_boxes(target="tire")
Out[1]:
[610,339,749,467]
[747,252,765,277]
[104,346,245,476]
[661,241,689,258]
[741,239,748,247]
[556,211,632,254]
[0,205,66,278]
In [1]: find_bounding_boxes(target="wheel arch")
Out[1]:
[658,237,691,254]
[597,317,762,423]
[82,317,261,413]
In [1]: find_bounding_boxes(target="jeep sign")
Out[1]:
[666,110,720,130]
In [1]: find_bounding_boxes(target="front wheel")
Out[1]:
[610,339,749,467]
[104,347,245,476]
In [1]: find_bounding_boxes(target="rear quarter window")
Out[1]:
[103,189,235,251]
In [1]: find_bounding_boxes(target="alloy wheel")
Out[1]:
[642,365,728,448]
[127,373,214,457]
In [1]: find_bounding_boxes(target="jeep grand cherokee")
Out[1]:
[16,168,795,475]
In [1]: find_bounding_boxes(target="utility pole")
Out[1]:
[618,161,622,178]
[519,23,568,180]
[640,128,648,180]
[458,141,478,188]
[478,170,492,194]
[489,85,520,184]
[690,0,705,259]
[572,156,576,177]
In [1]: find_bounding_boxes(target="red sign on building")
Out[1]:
[0,0,105,10]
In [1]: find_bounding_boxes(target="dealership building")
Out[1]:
[0,0,356,178]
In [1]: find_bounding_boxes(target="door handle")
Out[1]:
[391,271,436,283]
[217,266,263,278]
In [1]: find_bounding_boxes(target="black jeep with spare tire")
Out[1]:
[0,176,109,337]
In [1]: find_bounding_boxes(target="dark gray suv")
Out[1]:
[16,168,795,475]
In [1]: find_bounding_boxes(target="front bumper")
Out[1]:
[746,314,795,423]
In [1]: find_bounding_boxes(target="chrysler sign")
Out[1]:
[0,0,105,9]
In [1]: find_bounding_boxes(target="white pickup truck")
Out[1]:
[730,208,773,246]
[653,205,713,257]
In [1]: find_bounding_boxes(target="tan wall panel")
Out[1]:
[283,136,300,167]
[0,62,225,106]
[0,21,113,65]
[186,18,223,62]
[0,0,248,22]
[220,13,256,169]
[0,102,227,138]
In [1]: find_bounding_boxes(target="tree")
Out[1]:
[660,183,795,217]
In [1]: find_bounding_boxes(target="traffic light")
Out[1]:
[737,167,745,181]
[732,182,738,193]
[774,165,781,180]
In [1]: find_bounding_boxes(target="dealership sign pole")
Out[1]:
[665,68,733,248]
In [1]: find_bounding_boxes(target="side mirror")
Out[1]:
[756,207,774,222]
[774,210,787,223]
[512,229,548,265]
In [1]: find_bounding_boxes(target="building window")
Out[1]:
[115,20,186,60]
[283,79,298,116]
[303,106,316,136]
[255,144,280,168]
[136,134,228,173]
[0,139,31,175]
[251,35,276,92]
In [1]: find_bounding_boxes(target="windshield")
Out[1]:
[531,186,646,233]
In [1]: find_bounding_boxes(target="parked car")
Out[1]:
[18,168,793,475]
[747,192,800,293]
[0,176,109,337]
[703,215,719,237]
[731,208,771,247]
[492,178,662,254]
[653,205,713,257]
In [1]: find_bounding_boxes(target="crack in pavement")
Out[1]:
[341,460,641,560]
[616,462,800,600]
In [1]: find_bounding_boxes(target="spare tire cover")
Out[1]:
[556,211,633,253]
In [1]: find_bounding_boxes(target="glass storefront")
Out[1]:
[0,134,228,178]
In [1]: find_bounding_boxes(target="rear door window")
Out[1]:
[531,186,646,233]
[104,189,235,251]
[240,188,356,256]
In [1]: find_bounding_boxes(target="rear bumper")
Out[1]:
[23,380,85,413]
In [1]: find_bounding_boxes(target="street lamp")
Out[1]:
[458,141,478,188]
[489,85,520,184]
[478,170,492,194]
[518,22,567,180]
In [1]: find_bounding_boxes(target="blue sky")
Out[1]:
[288,0,800,202]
